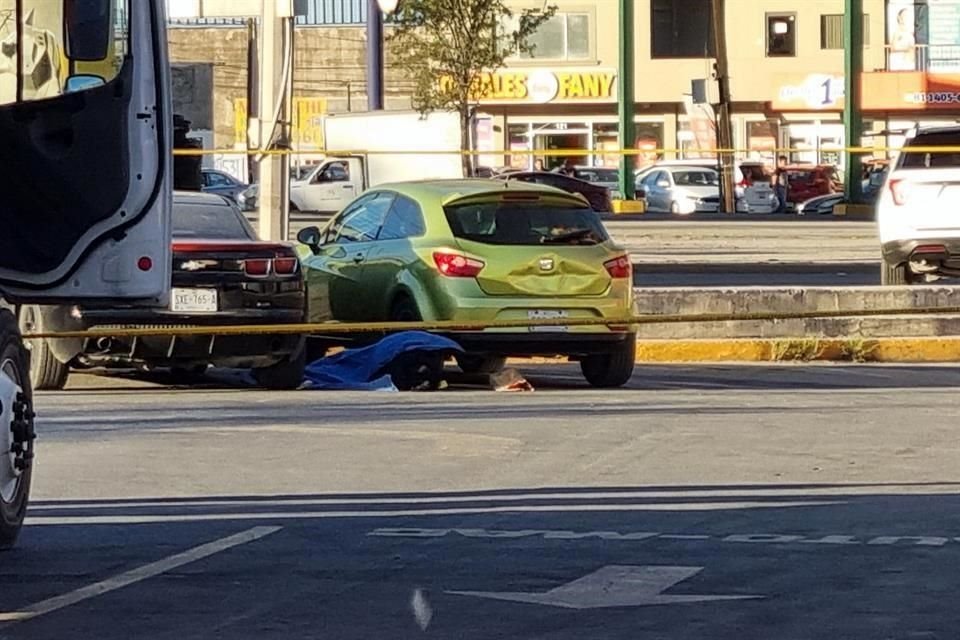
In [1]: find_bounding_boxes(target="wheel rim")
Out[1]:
[0,358,22,504]
[18,307,36,354]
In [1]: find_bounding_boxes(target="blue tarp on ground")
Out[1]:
[303,331,464,391]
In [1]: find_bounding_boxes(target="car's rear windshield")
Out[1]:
[673,170,718,186]
[575,168,618,183]
[898,132,960,169]
[444,201,609,246]
[173,201,255,240]
[741,165,767,181]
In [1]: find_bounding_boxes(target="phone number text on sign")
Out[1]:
[905,92,960,105]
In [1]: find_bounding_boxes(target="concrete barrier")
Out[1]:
[633,286,960,340]
[630,285,960,362]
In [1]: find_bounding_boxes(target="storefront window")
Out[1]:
[508,123,531,170]
[747,120,779,165]
[678,119,717,160]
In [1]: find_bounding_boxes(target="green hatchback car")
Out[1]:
[296,180,636,387]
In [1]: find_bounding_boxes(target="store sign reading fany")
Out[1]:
[441,70,617,104]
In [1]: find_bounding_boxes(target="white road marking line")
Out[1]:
[0,526,281,626]
[30,484,920,512]
[659,534,712,540]
[24,501,839,526]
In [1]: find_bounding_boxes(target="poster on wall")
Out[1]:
[888,0,919,70]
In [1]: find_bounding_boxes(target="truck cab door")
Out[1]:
[0,0,170,305]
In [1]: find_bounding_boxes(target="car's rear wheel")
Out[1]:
[457,354,507,375]
[254,341,306,390]
[0,310,34,550]
[881,260,911,286]
[390,296,422,322]
[18,305,69,391]
[580,337,636,388]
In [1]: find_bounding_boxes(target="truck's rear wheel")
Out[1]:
[18,305,69,391]
[0,310,35,550]
[881,260,911,285]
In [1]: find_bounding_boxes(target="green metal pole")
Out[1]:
[618,0,636,200]
[844,0,864,203]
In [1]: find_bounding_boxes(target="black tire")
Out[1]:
[254,341,306,390]
[18,305,69,391]
[579,336,637,388]
[881,260,910,286]
[0,309,34,550]
[390,296,422,322]
[457,354,507,375]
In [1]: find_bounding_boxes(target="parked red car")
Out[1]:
[785,165,842,205]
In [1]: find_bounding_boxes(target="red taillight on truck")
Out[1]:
[889,179,910,206]
[433,251,485,277]
[604,255,632,279]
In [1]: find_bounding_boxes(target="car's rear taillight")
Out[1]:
[889,178,910,206]
[433,251,485,277]
[273,257,299,275]
[604,255,632,279]
[244,259,270,277]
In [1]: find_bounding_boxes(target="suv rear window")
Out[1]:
[899,131,960,169]
[444,201,609,246]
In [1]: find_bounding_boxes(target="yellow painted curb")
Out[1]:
[611,199,646,214]
[833,203,874,217]
[634,337,960,363]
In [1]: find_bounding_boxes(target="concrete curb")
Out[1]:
[634,337,960,363]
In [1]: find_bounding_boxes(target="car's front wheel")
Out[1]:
[580,337,636,388]
[457,354,507,375]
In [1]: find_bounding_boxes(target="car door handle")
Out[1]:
[342,184,353,190]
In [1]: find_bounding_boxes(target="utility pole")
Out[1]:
[256,0,293,242]
[710,0,735,213]
[843,0,864,204]
[617,0,636,200]
[366,0,385,110]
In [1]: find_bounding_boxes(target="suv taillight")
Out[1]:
[889,178,910,206]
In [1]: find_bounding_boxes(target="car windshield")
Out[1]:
[444,201,609,246]
[173,200,255,240]
[673,170,719,186]
[574,168,618,183]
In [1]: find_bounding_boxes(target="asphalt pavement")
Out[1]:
[3,364,960,639]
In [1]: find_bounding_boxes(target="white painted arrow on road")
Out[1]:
[448,565,761,609]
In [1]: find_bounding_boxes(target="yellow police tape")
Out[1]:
[171,146,946,157]
[21,305,960,341]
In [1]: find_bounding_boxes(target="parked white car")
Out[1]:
[635,164,750,214]
[876,126,960,285]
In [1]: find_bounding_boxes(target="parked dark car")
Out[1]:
[495,171,613,213]
[19,192,307,391]
[201,168,248,202]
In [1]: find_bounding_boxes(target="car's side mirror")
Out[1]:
[297,226,322,253]
[65,0,112,61]
[65,74,106,93]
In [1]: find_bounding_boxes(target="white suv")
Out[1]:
[877,126,960,285]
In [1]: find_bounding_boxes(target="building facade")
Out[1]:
[166,0,960,174]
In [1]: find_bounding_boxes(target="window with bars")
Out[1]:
[820,14,870,49]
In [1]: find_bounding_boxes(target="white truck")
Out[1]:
[289,111,465,213]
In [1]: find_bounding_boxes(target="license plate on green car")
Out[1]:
[528,309,568,332]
